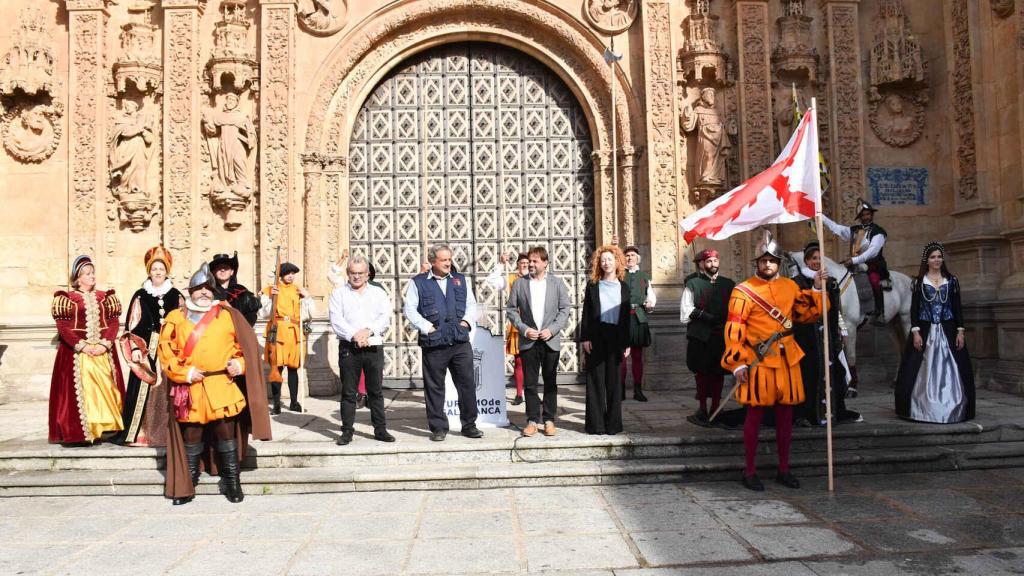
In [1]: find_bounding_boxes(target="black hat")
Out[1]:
[623,245,640,255]
[210,251,239,271]
[280,262,300,276]
[855,198,877,216]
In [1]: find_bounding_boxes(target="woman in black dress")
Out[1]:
[113,246,184,446]
[894,242,974,423]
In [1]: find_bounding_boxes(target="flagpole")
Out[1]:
[811,98,835,492]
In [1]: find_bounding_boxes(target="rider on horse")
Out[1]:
[822,199,889,325]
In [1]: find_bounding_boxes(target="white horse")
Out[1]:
[785,251,913,391]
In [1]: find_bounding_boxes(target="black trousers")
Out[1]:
[339,343,386,432]
[520,343,560,424]
[421,342,477,433]
[585,324,624,435]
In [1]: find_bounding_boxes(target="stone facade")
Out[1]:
[1,0,1023,400]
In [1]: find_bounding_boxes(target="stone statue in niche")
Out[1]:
[584,0,638,34]
[202,92,256,230]
[108,100,158,231]
[681,87,732,198]
[297,0,348,36]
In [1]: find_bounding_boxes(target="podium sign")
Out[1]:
[444,327,509,429]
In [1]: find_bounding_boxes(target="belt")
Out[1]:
[276,316,300,325]
[340,340,379,351]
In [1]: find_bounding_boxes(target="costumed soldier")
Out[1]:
[159,263,271,505]
[681,248,735,426]
[721,231,824,491]
[821,199,888,324]
[210,252,261,326]
[621,246,656,402]
[260,262,315,414]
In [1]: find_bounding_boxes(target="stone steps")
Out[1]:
[4,440,1024,496]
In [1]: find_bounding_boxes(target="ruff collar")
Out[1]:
[185,299,217,313]
[143,278,174,298]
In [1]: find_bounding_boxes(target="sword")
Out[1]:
[708,331,786,422]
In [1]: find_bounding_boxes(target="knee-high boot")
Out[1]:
[216,439,244,503]
[173,442,205,506]
[270,381,282,415]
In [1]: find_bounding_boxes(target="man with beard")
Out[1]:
[821,199,888,324]
[210,252,260,326]
[681,249,734,426]
[722,231,825,491]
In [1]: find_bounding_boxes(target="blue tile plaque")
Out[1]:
[866,166,928,206]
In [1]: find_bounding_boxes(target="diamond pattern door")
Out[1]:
[348,42,596,381]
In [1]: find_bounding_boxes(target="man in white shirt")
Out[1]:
[329,255,394,445]
[403,244,483,441]
[506,246,571,437]
[821,198,889,323]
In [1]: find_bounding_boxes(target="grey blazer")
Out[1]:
[506,274,571,351]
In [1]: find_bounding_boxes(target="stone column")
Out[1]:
[592,150,614,244]
[640,0,682,286]
[619,145,639,247]
[734,0,774,178]
[301,153,325,298]
[820,0,865,225]
[66,0,110,262]
[259,0,297,284]
[161,0,203,269]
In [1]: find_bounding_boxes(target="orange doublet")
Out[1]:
[263,283,303,368]
[159,306,246,423]
[721,276,822,407]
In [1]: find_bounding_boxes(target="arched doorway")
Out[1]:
[347,42,596,382]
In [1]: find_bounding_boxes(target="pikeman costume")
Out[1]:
[260,262,315,414]
[721,231,822,491]
[210,252,261,326]
[159,263,270,505]
[49,255,126,444]
[681,248,735,426]
[621,246,657,402]
[112,246,185,447]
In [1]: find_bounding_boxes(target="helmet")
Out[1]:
[752,229,785,261]
[188,262,215,292]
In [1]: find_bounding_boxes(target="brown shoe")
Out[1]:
[543,421,556,436]
[522,422,538,437]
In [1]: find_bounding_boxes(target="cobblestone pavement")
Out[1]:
[2,467,1024,575]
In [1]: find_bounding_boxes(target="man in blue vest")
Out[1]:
[402,244,484,441]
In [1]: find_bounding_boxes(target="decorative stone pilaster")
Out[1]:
[641,0,682,285]
[821,0,865,223]
[948,0,979,206]
[260,0,297,282]
[618,146,639,246]
[162,0,203,267]
[735,0,773,178]
[66,0,110,260]
[591,149,614,244]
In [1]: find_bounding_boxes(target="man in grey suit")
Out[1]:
[506,246,571,437]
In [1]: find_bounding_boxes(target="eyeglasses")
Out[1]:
[348,271,367,277]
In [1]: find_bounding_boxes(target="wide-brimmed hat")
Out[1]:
[280,262,300,276]
[856,198,877,216]
[210,251,239,271]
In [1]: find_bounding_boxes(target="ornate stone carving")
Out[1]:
[1,6,63,163]
[736,2,773,176]
[867,0,927,148]
[163,6,201,253]
[772,0,819,85]
[207,0,258,93]
[950,0,978,201]
[679,0,729,86]
[297,0,348,36]
[681,87,732,199]
[202,93,256,229]
[992,0,1015,18]
[113,2,162,95]
[109,100,158,231]
[618,146,639,245]
[584,0,638,35]
[260,4,295,278]
[823,2,865,221]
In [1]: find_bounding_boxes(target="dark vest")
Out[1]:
[625,270,651,323]
[413,271,470,348]
[684,272,734,343]
[850,223,888,273]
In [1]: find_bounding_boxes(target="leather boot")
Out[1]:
[172,442,205,506]
[270,382,282,415]
[216,439,244,503]
[633,383,648,402]
[871,290,886,326]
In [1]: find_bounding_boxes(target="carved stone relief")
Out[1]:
[678,0,730,85]
[823,2,866,221]
[109,100,158,231]
[950,0,978,202]
[772,0,818,85]
[207,0,258,93]
[736,3,773,177]
[297,0,348,36]
[260,4,295,278]
[680,87,732,200]
[163,5,200,254]
[867,0,927,148]
[114,2,162,95]
[992,0,1015,19]
[0,7,63,163]
[584,0,638,35]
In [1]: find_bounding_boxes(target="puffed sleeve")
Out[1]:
[100,290,122,345]
[157,313,191,384]
[791,288,823,324]
[721,288,754,373]
[51,291,83,350]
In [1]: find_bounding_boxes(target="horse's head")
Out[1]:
[783,250,804,278]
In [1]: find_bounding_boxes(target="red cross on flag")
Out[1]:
[680,108,822,244]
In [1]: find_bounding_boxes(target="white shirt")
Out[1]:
[529,276,547,328]
[402,272,478,335]
[679,273,716,325]
[328,282,392,343]
[821,215,886,266]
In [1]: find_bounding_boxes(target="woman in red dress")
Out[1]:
[48,255,126,444]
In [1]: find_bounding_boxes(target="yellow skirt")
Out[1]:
[734,361,805,407]
[79,353,124,439]
[178,378,247,424]
[505,324,520,356]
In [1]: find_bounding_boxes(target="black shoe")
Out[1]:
[172,496,194,506]
[289,401,303,412]
[271,399,282,415]
[373,429,396,443]
[776,471,801,489]
[461,426,484,439]
[633,389,648,402]
[794,418,813,428]
[337,430,353,445]
[742,473,765,492]
[686,409,711,428]
[511,394,523,406]
[356,393,367,409]
[216,439,244,503]
[429,430,447,442]
[846,386,859,399]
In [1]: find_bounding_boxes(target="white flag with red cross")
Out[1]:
[679,108,822,244]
